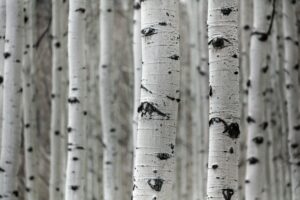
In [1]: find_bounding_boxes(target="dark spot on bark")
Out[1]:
[159,22,167,26]
[212,164,218,169]
[141,84,152,94]
[67,127,72,132]
[25,123,30,128]
[245,180,250,184]
[51,94,55,99]
[12,191,19,197]
[208,37,229,49]
[229,147,234,154]
[133,3,141,10]
[166,12,169,16]
[56,187,60,191]
[244,25,250,30]
[0,167,5,172]
[72,157,79,161]
[83,111,87,115]
[221,8,232,16]
[76,146,85,150]
[262,65,269,73]
[26,188,31,192]
[209,86,213,96]
[246,116,256,123]
[234,71,238,75]
[105,161,112,165]
[246,80,251,87]
[222,188,234,200]
[248,157,259,164]
[29,176,35,180]
[110,128,116,132]
[291,143,298,149]
[24,16,29,23]
[260,122,268,130]
[209,118,240,139]
[4,52,11,59]
[266,15,271,20]
[141,27,157,37]
[102,65,107,68]
[293,125,300,130]
[68,97,80,104]
[57,66,63,71]
[168,54,179,60]
[28,147,33,152]
[294,64,299,70]
[252,136,264,145]
[55,130,60,135]
[55,42,61,48]
[157,153,171,160]
[0,76,3,84]
[18,88,23,93]
[107,9,112,12]
[15,59,20,63]
[147,178,164,192]
[232,54,238,58]
[138,102,169,119]
[75,8,85,13]
[71,185,79,191]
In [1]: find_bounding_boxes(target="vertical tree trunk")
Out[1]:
[0,0,5,145]
[206,0,240,200]
[22,0,38,199]
[65,0,87,199]
[132,0,180,199]
[50,0,63,199]
[99,1,117,200]
[282,1,300,199]
[0,0,23,199]
[245,0,273,199]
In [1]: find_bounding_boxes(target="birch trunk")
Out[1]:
[132,0,180,199]
[22,0,38,199]
[50,0,64,199]
[0,0,5,145]
[282,1,300,199]
[206,0,240,200]
[0,0,23,199]
[65,1,87,199]
[245,0,273,199]
[99,1,118,200]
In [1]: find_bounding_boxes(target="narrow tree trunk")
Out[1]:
[49,0,64,199]
[65,1,87,199]
[22,0,38,199]
[0,0,5,146]
[0,0,23,199]
[132,0,180,199]
[206,0,240,200]
[282,1,300,199]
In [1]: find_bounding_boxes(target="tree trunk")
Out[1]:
[282,1,300,199]
[0,0,23,199]
[206,0,240,200]
[65,0,87,199]
[0,0,5,147]
[132,0,180,199]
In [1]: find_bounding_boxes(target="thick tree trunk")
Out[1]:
[282,1,300,199]
[0,0,23,199]
[206,0,240,200]
[65,1,87,199]
[132,0,180,199]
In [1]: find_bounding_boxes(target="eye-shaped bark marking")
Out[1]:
[222,188,234,200]
[159,22,167,26]
[246,116,256,123]
[147,178,164,192]
[168,54,179,60]
[138,102,170,119]
[259,122,268,130]
[248,157,259,164]
[252,136,264,145]
[75,8,85,13]
[141,27,157,37]
[70,185,79,191]
[209,117,240,139]
[3,52,11,59]
[157,153,171,160]
[68,97,80,104]
[212,164,218,169]
[208,37,231,49]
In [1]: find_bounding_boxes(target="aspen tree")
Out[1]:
[49,0,64,199]
[282,0,300,199]
[206,0,240,200]
[245,0,274,199]
[0,0,5,142]
[22,0,38,199]
[132,0,180,199]
[0,0,23,199]
[65,0,87,199]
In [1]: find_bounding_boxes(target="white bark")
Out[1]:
[282,1,300,199]
[49,0,64,199]
[99,1,118,200]
[0,0,23,199]
[206,0,240,200]
[22,0,38,199]
[132,0,180,199]
[65,1,87,199]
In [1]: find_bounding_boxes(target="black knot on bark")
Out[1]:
[70,185,79,191]
[222,188,234,200]
[252,136,264,145]
[68,97,80,104]
[260,122,268,130]
[246,116,256,123]
[209,37,229,49]
[291,143,298,149]
[141,27,157,37]
[3,52,11,59]
[224,123,240,139]
[248,157,259,164]
[147,178,164,192]
[157,153,171,160]
[133,2,141,10]
[138,102,169,119]
[168,54,179,60]
[75,8,85,13]
[220,7,232,15]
